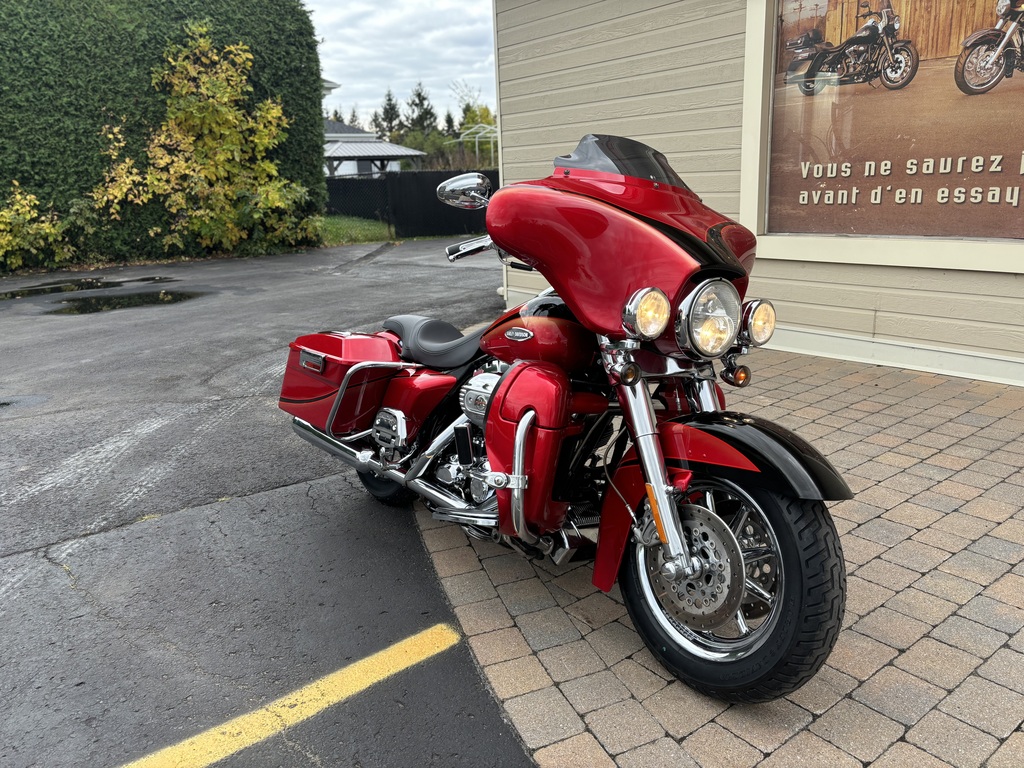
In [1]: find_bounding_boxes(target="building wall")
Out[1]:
[495,0,746,305]
[493,0,1024,384]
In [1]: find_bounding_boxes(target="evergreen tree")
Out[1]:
[330,107,344,123]
[404,81,438,136]
[443,110,457,138]
[378,88,402,141]
[348,106,361,130]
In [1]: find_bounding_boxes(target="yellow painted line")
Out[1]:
[122,623,460,768]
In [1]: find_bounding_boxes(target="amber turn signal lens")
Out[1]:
[721,365,752,387]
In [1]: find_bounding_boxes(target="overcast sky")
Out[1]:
[302,0,497,129]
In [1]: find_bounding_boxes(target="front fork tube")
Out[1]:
[603,341,715,580]
[991,22,1020,64]
[883,36,896,66]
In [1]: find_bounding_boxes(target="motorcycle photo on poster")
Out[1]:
[278,135,851,702]
[769,0,1024,240]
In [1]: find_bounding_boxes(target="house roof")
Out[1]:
[323,120,375,138]
[324,140,426,160]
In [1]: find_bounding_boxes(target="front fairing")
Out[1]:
[486,135,754,342]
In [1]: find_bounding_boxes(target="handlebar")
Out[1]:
[445,235,493,262]
[444,235,536,272]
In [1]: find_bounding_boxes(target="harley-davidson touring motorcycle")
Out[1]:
[955,0,1024,94]
[786,1,918,95]
[278,135,849,702]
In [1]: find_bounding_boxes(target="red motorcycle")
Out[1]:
[279,135,849,702]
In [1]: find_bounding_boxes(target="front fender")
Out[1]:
[963,28,1004,47]
[591,412,851,591]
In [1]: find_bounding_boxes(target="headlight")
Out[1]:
[741,299,776,346]
[622,287,670,340]
[997,0,1011,16]
[893,16,900,30]
[676,279,741,358]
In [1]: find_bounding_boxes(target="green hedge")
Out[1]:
[0,0,324,261]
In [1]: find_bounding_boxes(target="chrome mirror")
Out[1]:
[437,173,492,210]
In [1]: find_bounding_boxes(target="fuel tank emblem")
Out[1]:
[504,328,534,342]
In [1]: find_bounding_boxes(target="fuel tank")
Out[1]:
[481,294,597,372]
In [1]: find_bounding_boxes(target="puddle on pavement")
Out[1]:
[0,276,175,301]
[47,290,207,314]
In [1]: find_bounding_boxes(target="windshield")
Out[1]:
[555,134,692,191]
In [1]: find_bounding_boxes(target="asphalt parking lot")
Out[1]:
[0,242,533,767]
[3,240,1022,767]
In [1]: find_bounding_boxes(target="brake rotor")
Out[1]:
[646,504,745,631]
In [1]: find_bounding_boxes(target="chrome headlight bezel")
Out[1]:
[675,278,742,359]
[997,0,1012,16]
[739,299,777,347]
[622,287,671,341]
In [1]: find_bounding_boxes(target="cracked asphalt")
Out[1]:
[0,242,533,767]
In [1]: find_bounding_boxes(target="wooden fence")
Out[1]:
[780,0,995,64]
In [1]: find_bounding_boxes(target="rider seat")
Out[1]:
[382,315,485,369]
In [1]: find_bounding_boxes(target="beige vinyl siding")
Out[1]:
[495,0,1024,382]
[749,261,1024,359]
[495,0,746,305]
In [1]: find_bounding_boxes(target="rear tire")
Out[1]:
[619,477,845,702]
[357,470,415,507]
[798,65,824,96]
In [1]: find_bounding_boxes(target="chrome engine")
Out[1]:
[460,372,501,427]
[434,369,507,509]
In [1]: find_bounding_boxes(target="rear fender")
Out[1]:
[591,412,851,592]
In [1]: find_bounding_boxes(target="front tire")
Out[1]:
[955,42,1006,94]
[619,477,845,702]
[880,42,919,89]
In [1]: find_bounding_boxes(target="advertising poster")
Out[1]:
[768,0,1024,239]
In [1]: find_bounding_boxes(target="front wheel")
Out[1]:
[619,477,845,702]
[880,42,919,89]
[955,42,1006,95]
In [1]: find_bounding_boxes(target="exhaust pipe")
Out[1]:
[291,417,473,511]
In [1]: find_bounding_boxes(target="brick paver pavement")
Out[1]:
[417,348,1024,767]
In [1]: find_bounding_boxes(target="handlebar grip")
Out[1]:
[445,235,493,262]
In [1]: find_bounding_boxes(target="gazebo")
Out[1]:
[322,120,426,177]
[323,140,426,177]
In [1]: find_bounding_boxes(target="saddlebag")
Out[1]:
[786,28,823,50]
[278,332,401,436]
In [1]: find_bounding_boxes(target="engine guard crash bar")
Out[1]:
[326,360,421,441]
[511,410,537,545]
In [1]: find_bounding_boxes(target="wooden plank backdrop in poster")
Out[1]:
[768,0,1024,239]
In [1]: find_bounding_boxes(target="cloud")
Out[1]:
[305,0,496,126]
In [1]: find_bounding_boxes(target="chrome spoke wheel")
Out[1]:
[956,43,1006,94]
[635,479,783,661]
[966,45,1003,87]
